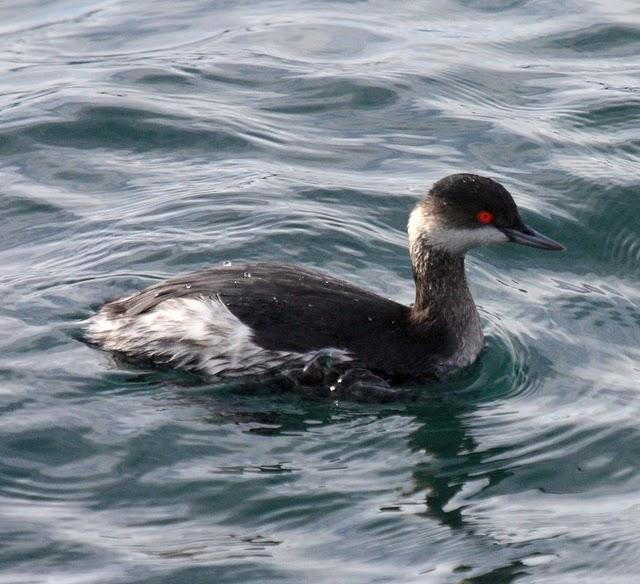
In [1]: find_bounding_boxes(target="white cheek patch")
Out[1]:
[407,206,431,248]
[408,207,509,254]
[426,225,509,254]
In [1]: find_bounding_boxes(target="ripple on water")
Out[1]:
[422,310,543,407]
[226,20,399,63]
[262,78,399,115]
[2,0,640,581]
[23,106,254,153]
[0,426,121,504]
[548,23,640,56]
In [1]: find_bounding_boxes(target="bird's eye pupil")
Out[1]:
[476,210,494,224]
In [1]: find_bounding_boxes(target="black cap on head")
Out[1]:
[428,173,524,231]
[419,173,564,251]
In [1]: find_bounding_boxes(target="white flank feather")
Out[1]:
[86,295,352,378]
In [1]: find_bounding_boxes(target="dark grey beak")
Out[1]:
[498,225,565,251]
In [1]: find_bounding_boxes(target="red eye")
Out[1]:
[476,210,494,224]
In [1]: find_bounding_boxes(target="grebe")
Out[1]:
[86,174,563,388]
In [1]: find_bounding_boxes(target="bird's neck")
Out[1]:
[410,244,479,333]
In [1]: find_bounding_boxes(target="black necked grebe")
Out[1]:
[86,174,563,388]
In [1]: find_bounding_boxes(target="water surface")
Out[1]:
[1,0,640,582]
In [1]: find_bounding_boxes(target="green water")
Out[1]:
[1,0,639,582]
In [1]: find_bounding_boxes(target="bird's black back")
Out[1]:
[106,262,455,378]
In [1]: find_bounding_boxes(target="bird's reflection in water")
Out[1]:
[164,366,502,526]
[122,354,540,583]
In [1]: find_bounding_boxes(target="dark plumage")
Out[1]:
[86,174,563,387]
[101,262,455,380]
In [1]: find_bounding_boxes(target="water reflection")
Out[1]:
[157,362,533,581]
